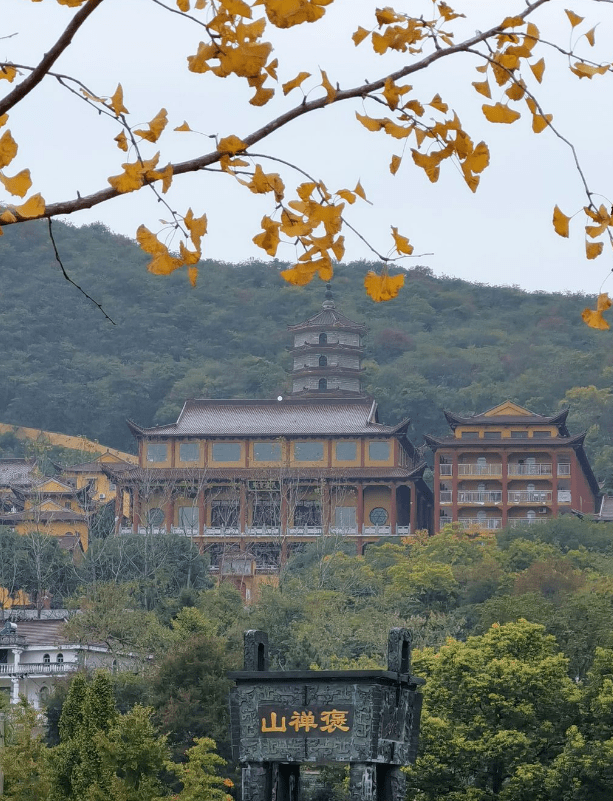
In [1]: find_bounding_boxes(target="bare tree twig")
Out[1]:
[47,218,116,325]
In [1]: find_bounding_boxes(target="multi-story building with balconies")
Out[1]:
[105,291,432,599]
[425,401,600,533]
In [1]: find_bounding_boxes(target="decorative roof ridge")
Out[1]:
[443,407,570,430]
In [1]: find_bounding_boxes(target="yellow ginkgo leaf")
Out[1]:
[0,209,16,223]
[382,78,411,110]
[586,240,604,259]
[464,141,490,174]
[109,83,128,116]
[354,180,366,200]
[282,71,311,95]
[148,162,173,193]
[240,164,285,201]
[184,208,208,251]
[174,121,192,132]
[253,215,281,256]
[391,226,413,255]
[364,270,405,302]
[337,189,356,204]
[355,113,384,132]
[0,130,18,169]
[0,169,32,198]
[136,225,167,255]
[390,155,402,175]
[481,103,521,124]
[179,241,200,265]
[188,266,198,287]
[114,131,128,152]
[532,112,552,133]
[352,26,370,46]
[15,193,45,219]
[320,69,336,103]
[506,81,525,101]
[222,0,252,17]
[570,61,609,79]
[582,293,611,329]
[585,26,596,46]
[177,0,189,10]
[552,205,570,237]
[0,66,17,83]
[250,86,275,106]
[134,108,168,143]
[0,114,8,129]
[500,15,525,29]
[530,58,545,83]
[429,94,448,113]
[565,9,584,28]
[472,79,491,99]
[217,135,247,154]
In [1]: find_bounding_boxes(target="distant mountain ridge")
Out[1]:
[0,218,611,481]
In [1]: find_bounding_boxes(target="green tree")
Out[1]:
[0,701,52,801]
[170,737,233,801]
[406,620,579,801]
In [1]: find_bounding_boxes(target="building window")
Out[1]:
[180,442,199,462]
[254,442,281,462]
[43,653,50,664]
[484,431,501,439]
[369,507,388,525]
[294,502,321,527]
[511,431,528,438]
[369,441,390,461]
[39,686,50,702]
[319,333,327,344]
[319,355,327,367]
[336,441,357,461]
[294,442,324,462]
[211,502,239,528]
[147,507,165,526]
[179,506,199,530]
[534,430,552,437]
[56,653,64,664]
[335,507,356,529]
[252,499,281,528]
[461,432,479,439]
[318,378,328,391]
[527,510,536,520]
[146,443,168,463]
[109,482,116,491]
[212,442,241,462]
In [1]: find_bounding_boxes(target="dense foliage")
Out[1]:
[1,220,612,481]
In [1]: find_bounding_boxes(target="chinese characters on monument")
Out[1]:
[259,705,354,737]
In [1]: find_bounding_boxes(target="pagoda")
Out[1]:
[287,285,367,395]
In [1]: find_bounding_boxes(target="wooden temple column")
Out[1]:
[198,487,205,537]
[114,488,122,534]
[409,482,418,535]
[356,482,364,554]
[550,451,558,517]
[450,451,459,529]
[280,483,289,565]
[323,481,331,535]
[240,482,247,536]
[389,483,397,535]
[501,450,509,528]
[165,496,174,533]
[132,487,140,534]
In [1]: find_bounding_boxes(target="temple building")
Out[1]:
[106,291,432,598]
[425,400,600,533]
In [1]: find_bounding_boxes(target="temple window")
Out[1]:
[147,508,164,526]
[146,443,168,463]
[336,441,357,461]
[56,653,64,664]
[369,507,388,525]
[511,431,529,438]
[179,506,199,530]
[461,431,479,439]
[534,430,552,437]
[319,355,327,367]
[43,653,50,664]
[212,442,241,462]
[369,441,390,461]
[318,378,328,390]
[180,442,199,462]
[294,442,324,462]
[484,431,501,439]
[254,442,281,462]
[319,333,327,344]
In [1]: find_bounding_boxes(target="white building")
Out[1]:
[0,611,121,708]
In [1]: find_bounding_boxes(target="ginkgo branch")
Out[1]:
[0,0,106,118]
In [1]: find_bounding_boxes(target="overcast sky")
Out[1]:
[3,0,613,295]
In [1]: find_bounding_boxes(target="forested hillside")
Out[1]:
[2,219,612,480]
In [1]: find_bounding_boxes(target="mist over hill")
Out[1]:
[1,219,611,480]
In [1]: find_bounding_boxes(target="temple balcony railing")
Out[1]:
[508,491,552,504]
[458,491,503,504]
[440,491,452,504]
[558,490,572,503]
[439,464,453,476]
[558,463,571,476]
[508,517,547,527]
[0,634,26,648]
[508,463,552,476]
[458,518,502,530]
[458,464,502,476]
[121,525,412,537]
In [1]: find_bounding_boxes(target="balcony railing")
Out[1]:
[458,518,502,530]
[508,517,546,527]
[440,491,452,504]
[458,464,502,476]
[508,491,552,504]
[558,490,572,503]
[508,463,552,476]
[557,463,571,476]
[439,464,453,476]
[0,634,26,648]
[121,525,411,537]
[458,491,502,504]
[0,662,77,676]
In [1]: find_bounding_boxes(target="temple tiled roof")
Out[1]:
[0,458,36,487]
[127,398,410,438]
[287,306,367,333]
[443,408,570,435]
